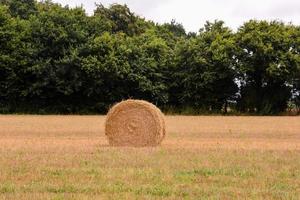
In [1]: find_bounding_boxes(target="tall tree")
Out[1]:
[94,3,147,36]
[171,21,238,112]
[236,20,300,114]
[20,2,89,112]
[80,30,171,111]
[0,0,37,19]
[125,30,171,105]
[161,19,186,38]
[291,26,300,112]
[0,5,32,111]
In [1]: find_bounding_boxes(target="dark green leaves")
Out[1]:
[0,2,299,114]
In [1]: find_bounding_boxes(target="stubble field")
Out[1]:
[0,115,299,199]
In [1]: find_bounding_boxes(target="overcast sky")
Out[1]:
[52,0,300,32]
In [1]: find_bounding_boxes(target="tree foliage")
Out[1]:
[236,20,300,114]
[171,21,238,112]
[0,0,37,19]
[0,1,299,114]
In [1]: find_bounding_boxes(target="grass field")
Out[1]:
[0,115,299,200]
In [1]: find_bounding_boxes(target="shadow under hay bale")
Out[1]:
[105,100,166,147]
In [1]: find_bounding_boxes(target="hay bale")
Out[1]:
[105,100,166,147]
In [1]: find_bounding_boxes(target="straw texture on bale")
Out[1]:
[105,100,166,147]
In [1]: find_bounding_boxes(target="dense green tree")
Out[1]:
[0,0,37,19]
[80,30,170,111]
[0,1,299,114]
[171,21,238,112]
[94,3,148,36]
[79,32,131,111]
[17,2,90,112]
[236,20,300,114]
[125,30,171,105]
[291,26,300,111]
[0,5,32,112]
[161,19,186,38]
[0,5,16,108]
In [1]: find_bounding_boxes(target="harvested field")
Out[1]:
[0,115,300,199]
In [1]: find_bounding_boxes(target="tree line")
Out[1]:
[0,0,299,115]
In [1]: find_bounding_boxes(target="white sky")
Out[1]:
[51,0,300,32]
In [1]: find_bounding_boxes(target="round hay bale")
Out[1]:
[105,100,166,147]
